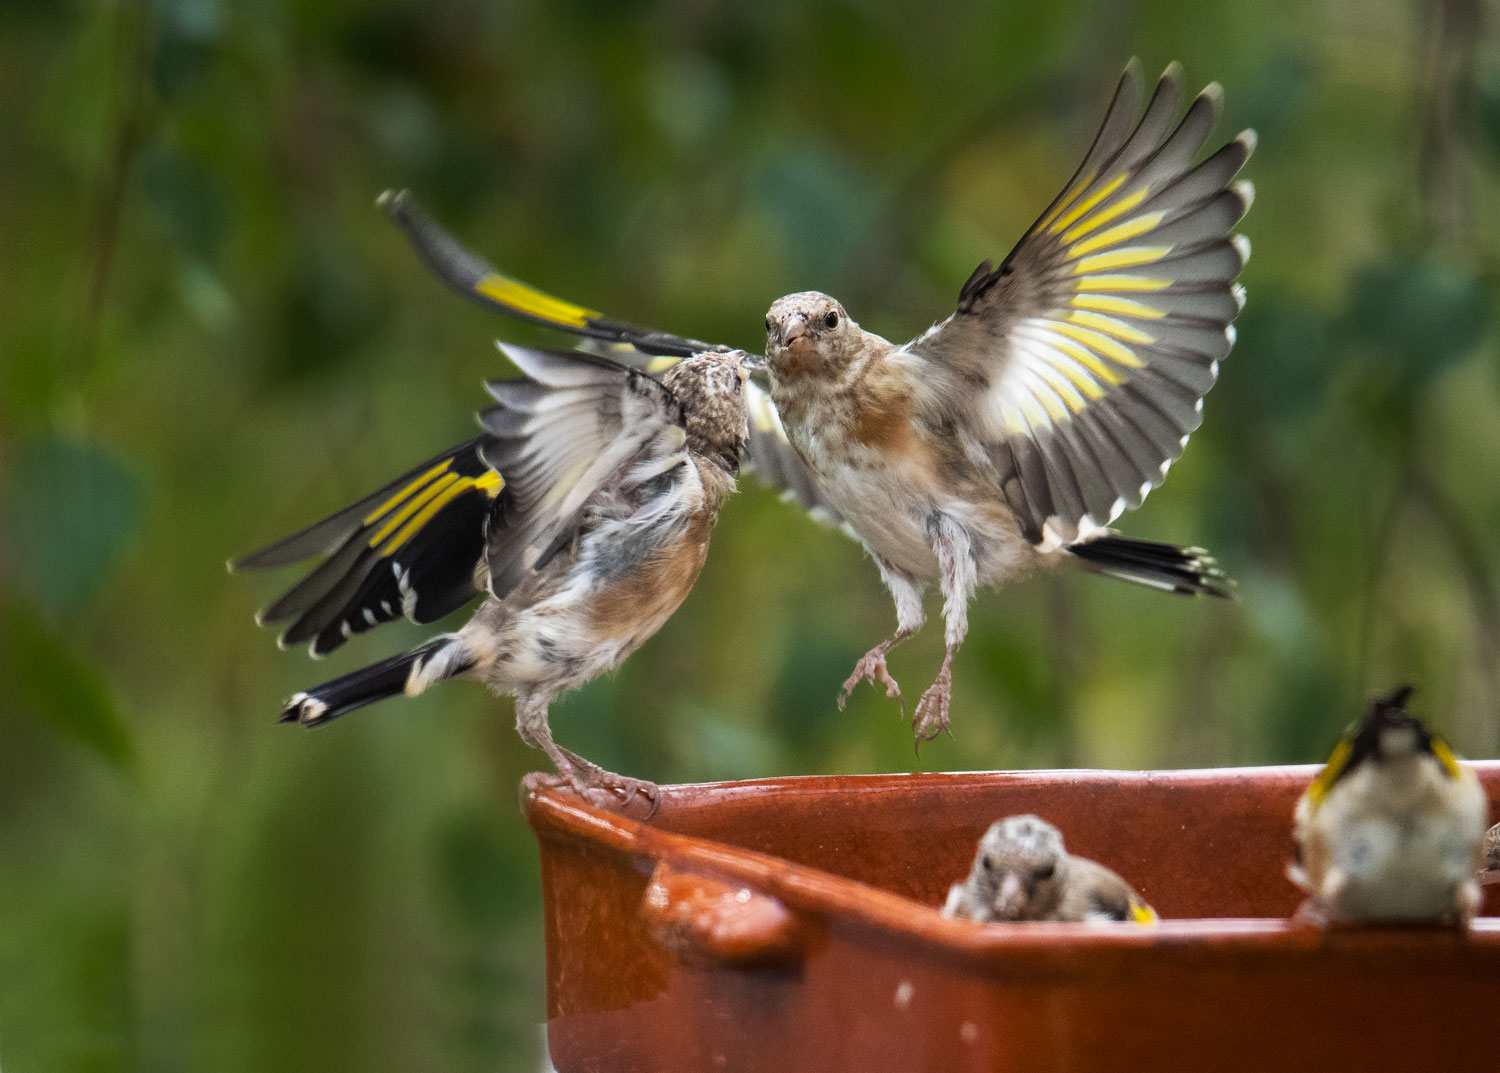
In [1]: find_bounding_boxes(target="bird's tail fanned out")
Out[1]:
[280,636,473,727]
[1067,535,1232,597]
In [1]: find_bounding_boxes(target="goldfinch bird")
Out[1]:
[234,343,752,809]
[374,58,1250,745]
[1480,822,1500,886]
[1289,685,1489,924]
[942,814,1156,924]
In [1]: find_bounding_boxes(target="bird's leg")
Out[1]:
[839,563,926,716]
[1453,878,1481,928]
[1290,867,1344,928]
[515,694,660,814]
[913,513,975,745]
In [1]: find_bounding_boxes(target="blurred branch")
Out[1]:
[1355,460,1416,696]
[1415,0,1481,247]
[1355,453,1500,709]
[73,3,154,386]
[1409,470,1500,699]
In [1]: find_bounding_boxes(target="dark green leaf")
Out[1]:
[1,437,146,620]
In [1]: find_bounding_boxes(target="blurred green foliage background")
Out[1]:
[3,0,1499,1068]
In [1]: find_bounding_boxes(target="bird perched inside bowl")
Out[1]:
[1480,822,1500,887]
[1289,685,1489,925]
[233,344,751,810]
[942,814,1156,924]
[374,58,1251,746]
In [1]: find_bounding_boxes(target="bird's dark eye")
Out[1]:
[980,856,994,872]
[1034,862,1055,881]
[765,316,774,333]
[823,311,840,330]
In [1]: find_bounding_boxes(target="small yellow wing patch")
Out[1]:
[474,273,599,329]
[1305,737,1354,812]
[1130,900,1158,925]
[1431,738,1464,781]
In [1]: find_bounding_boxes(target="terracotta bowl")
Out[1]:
[526,763,1500,1073]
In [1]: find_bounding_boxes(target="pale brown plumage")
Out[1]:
[1479,822,1500,886]
[236,346,751,810]
[761,61,1251,739]
[942,814,1156,924]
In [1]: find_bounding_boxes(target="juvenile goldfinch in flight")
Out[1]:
[1289,685,1489,925]
[234,343,752,809]
[942,814,1157,924]
[373,58,1251,743]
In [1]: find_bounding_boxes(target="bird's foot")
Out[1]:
[838,646,903,715]
[911,667,953,746]
[581,771,662,818]
[1290,897,1332,929]
[1453,879,1481,929]
[555,750,662,818]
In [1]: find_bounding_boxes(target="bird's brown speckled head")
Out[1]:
[661,350,750,475]
[969,814,1066,921]
[764,291,860,379]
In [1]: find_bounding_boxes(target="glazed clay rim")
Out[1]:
[526,763,1500,970]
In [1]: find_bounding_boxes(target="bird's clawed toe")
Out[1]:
[589,774,662,818]
[838,647,904,715]
[911,669,953,747]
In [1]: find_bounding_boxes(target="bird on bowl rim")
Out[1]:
[1289,684,1489,925]
[376,57,1252,745]
[233,344,753,811]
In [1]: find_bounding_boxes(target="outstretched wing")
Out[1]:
[379,189,715,358]
[234,346,688,652]
[232,440,503,656]
[908,60,1254,549]
[379,189,844,524]
[477,344,690,599]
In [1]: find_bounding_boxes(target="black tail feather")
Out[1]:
[280,638,472,727]
[1067,535,1232,597]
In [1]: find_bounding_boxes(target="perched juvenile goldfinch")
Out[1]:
[1289,685,1489,924]
[374,58,1250,744]
[234,343,751,809]
[942,814,1156,924]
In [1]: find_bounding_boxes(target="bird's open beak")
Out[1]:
[781,316,809,350]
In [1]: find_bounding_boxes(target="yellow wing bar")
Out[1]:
[379,188,714,359]
[360,456,504,556]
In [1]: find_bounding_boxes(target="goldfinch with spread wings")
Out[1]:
[235,344,752,810]
[377,58,1251,743]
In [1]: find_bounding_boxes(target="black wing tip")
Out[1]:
[377,187,418,222]
[279,691,328,726]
